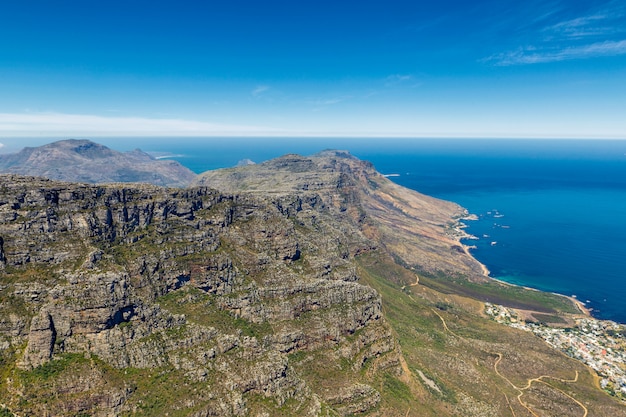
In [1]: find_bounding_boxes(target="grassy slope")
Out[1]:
[356,251,624,416]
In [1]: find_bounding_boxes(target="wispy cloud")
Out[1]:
[487,39,626,65]
[384,74,422,89]
[484,1,626,65]
[545,13,615,39]
[385,74,412,84]
[308,96,350,106]
[304,95,352,112]
[251,85,270,97]
[0,112,283,136]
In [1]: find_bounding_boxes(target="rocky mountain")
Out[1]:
[193,150,486,280]
[0,139,196,187]
[0,148,623,416]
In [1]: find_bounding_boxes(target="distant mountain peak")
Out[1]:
[0,139,196,187]
[49,139,116,159]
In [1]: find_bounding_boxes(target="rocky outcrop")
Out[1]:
[0,139,196,187]
[21,309,56,367]
[0,174,397,416]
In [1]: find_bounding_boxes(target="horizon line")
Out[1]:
[2,134,626,141]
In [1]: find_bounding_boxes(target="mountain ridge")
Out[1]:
[0,139,196,187]
[194,149,489,280]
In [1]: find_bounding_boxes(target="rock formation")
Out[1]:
[0,174,398,416]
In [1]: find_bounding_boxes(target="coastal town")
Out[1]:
[485,303,626,402]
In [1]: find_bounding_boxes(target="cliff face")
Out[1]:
[0,139,196,187]
[0,174,397,416]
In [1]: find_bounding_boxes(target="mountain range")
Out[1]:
[0,141,623,416]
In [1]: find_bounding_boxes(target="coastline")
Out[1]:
[453,212,594,320]
[440,187,626,326]
[467,246,593,318]
[565,294,592,317]
[452,212,492,278]
[489,274,592,318]
[461,243,491,277]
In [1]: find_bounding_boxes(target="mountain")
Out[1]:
[193,150,487,280]
[0,139,196,187]
[0,148,623,416]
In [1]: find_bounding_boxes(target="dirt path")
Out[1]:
[493,351,586,416]
[433,309,588,417]
[431,308,458,337]
[401,274,420,292]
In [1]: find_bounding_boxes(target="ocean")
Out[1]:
[125,137,626,323]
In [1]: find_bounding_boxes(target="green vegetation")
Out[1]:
[290,349,353,391]
[415,269,579,314]
[19,353,88,383]
[354,250,621,415]
[122,367,188,416]
[532,313,568,324]
[382,373,412,403]
[157,287,272,338]
[1,165,623,416]
[0,407,14,417]
[0,264,61,285]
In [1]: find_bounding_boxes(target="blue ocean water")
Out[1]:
[354,140,626,323]
[113,137,626,322]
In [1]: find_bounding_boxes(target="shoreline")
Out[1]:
[488,274,593,318]
[453,212,597,321]
[466,245,594,319]
[567,295,592,316]
[453,212,492,278]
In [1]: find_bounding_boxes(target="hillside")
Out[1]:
[0,149,623,416]
[0,139,196,187]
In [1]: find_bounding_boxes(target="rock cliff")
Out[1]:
[0,174,398,416]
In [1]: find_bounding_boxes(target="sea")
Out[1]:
[112,137,626,323]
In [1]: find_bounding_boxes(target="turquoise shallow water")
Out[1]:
[110,137,626,322]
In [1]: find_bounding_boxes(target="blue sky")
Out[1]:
[1,0,625,141]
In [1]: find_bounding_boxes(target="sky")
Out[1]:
[1,0,625,142]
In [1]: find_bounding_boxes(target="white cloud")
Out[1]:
[487,39,626,65]
[485,3,626,66]
[251,85,270,97]
[384,74,412,86]
[541,10,624,41]
[0,112,284,137]
[384,74,422,89]
[386,74,412,82]
[308,96,350,106]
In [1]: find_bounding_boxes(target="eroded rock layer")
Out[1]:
[0,174,397,416]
